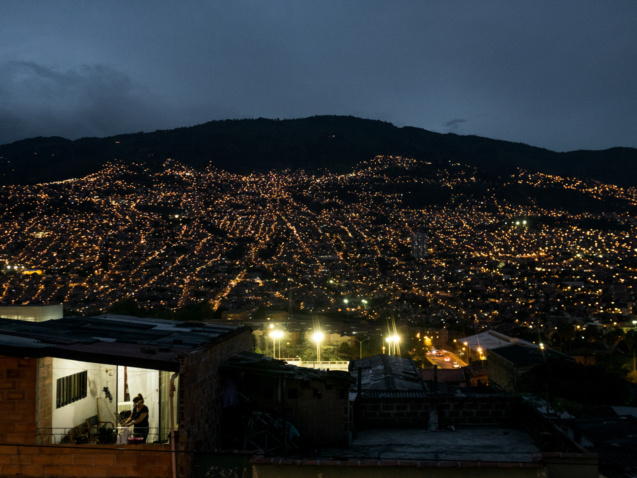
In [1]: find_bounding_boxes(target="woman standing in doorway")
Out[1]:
[125,393,150,443]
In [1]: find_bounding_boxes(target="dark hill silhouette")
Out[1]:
[1,115,635,186]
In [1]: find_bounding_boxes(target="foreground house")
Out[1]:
[0,314,251,478]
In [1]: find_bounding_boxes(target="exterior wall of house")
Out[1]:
[178,328,253,477]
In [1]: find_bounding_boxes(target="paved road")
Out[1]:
[444,351,468,367]
[427,350,468,369]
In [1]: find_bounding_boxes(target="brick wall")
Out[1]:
[284,379,351,447]
[0,443,172,477]
[178,327,252,477]
[487,351,536,393]
[486,351,516,392]
[241,376,351,447]
[358,395,521,429]
[0,356,37,446]
[35,357,53,445]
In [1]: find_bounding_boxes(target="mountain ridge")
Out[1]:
[1,115,635,186]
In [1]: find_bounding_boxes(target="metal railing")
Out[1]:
[281,358,350,370]
[35,427,177,445]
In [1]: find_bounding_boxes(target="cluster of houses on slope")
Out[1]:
[0,307,634,478]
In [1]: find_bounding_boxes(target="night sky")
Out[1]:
[1,1,636,152]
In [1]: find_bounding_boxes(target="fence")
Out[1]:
[281,359,350,371]
[36,427,176,445]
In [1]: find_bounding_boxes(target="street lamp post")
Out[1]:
[355,337,370,359]
[312,332,324,365]
[269,330,283,359]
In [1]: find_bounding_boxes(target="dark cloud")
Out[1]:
[444,119,467,128]
[0,61,238,144]
[0,2,636,151]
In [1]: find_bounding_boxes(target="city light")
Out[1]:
[312,332,324,362]
[385,335,400,356]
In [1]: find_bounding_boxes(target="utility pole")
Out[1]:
[356,337,370,359]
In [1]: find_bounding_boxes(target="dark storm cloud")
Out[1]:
[1,1,636,151]
[0,61,237,144]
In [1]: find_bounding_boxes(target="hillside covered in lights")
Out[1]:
[1,156,636,330]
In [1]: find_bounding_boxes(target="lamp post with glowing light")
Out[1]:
[312,332,324,364]
[385,335,400,356]
[269,330,283,359]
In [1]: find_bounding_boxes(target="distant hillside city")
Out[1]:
[1,127,637,476]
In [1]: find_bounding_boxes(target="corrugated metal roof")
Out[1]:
[612,407,637,418]
[350,355,428,392]
[489,344,572,367]
[0,314,243,371]
[458,330,535,352]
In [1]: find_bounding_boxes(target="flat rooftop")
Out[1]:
[350,428,540,463]
[251,427,543,469]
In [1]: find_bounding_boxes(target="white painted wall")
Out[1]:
[49,357,167,443]
[51,358,103,432]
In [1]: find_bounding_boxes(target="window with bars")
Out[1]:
[56,371,88,408]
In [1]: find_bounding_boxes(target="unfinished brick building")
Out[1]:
[0,314,251,478]
[220,352,354,450]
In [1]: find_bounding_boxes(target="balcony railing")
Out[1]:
[281,358,350,370]
[36,427,177,446]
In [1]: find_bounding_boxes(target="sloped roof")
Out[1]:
[349,355,427,392]
[489,344,572,367]
[0,314,244,371]
[458,330,535,352]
